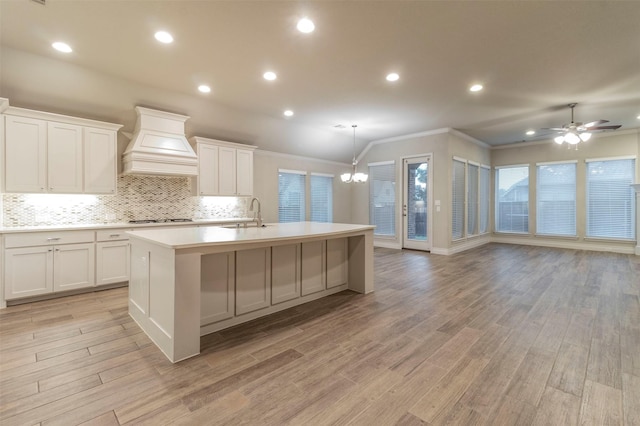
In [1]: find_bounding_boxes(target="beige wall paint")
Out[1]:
[491,130,639,253]
[353,130,490,251]
[253,151,352,224]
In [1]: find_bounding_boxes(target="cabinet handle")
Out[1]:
[55,248,60,252]
[47,237,61,241]
[109,234,120,237]
[48,249,53,252]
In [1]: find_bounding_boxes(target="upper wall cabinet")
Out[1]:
[2,106,122,194]
[191,137,257,197]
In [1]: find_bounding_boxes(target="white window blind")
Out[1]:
[467,163,479,236]
[536,162,576,236]
[479,166,490,234]
[278,170,306,223]
[369,162,396,237]
[452,159,466,240]
[586,158,636,239]
[310,174,333,223]
[496,166,529,233]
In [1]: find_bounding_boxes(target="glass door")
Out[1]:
[403,156,431,251]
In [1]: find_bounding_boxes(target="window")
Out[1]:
[369,162,395,237]
[586,157,636,239]
[452,159,466,239]
[310,173,333,223]
[479,166,490,234]
[467,163,479,236]
[536,162,576,236]
[278,169,306,222]
[496,165,529,233]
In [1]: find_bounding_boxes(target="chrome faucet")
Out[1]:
[250,197,263,227]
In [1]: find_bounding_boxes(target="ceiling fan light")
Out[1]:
[353,173,369,183]
[579,132,592,142]
[565,132,580,144]
[554,136,565,144]
[341,173,353,183]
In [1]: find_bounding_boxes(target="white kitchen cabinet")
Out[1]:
[191,137,257,196]
[4,115,47,193]
[96,241,129,286]
[201,252,235,325]
[301,240,326,296]
[4,246,54,299]
[271,244,301,305]
[2,106,122,194]
[3,230,96,300]
[326,238,349,289]
[235,248,271,315]
[47,121,83,193]
[84,127,117,194]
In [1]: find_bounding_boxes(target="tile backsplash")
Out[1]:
[2,175,250,227]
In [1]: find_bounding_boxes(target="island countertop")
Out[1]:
[126,221,375,250]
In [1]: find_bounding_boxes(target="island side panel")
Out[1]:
[172,251,201,362]
[347,229,374,294]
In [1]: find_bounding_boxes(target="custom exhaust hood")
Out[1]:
[122,106,198,176]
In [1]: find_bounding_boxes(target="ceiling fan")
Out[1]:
[543,103,621,146]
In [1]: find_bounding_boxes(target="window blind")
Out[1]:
[278,170,306,223]
[536,163,576,236]
[586,158,635,239]
[452,159,466,240]
[369,162,396,237]
[310,174,333,223]
[467,163,479,236]
[479,166,490,234]
[496,166,529,233]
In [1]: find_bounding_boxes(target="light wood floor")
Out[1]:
[1,243,639,425]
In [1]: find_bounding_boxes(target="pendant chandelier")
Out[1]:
[341,125,368,183]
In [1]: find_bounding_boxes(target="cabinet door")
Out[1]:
[96,241,129,285]
[326,238,348,289]
[47,122,83,193]
[236,149,254,196]
[271,244,300,305]
[4,115,47,193]
[235,248,271,315]
[218,146,237,195]
[301,241,326,296]
[84,127,116,194]
[201,252,235,325]
[4,246,54,299]
[198,143,219,195]
[53,243,95,291]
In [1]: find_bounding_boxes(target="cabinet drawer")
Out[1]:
[4,230,95,248]
[96,229,131,242]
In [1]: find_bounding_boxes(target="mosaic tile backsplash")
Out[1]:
[2,175,250,227]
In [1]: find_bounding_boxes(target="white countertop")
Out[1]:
[126,222,375,249]
[0,218,257,234]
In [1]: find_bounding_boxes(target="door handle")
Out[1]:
[403,204,407,217]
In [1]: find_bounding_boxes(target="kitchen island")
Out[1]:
[127,222,375,362]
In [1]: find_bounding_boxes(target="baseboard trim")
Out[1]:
[492,236,636,255]
[374,240,402,250]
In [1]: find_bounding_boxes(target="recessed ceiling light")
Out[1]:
[263,71,277,81]
[637,115,640,119]
[198,85,211,93]
[284,110,294,117]
[469,84,483,92]
[526,130,536,136]
[52,42,72,53]
[154,31,173,44]
[386,73,400,82]
[297,18,315,33]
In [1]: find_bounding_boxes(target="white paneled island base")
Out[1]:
[127,222,375,363]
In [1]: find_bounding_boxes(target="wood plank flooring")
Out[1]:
[1,243,638,425]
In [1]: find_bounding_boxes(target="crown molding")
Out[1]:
[255,149,350,167]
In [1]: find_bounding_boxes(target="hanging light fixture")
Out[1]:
[341,125,368,183]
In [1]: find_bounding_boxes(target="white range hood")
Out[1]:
[122,106,198,176]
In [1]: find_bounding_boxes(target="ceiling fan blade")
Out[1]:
[585,124,622,131]
[540,127,566,131]
[583,119,609,127]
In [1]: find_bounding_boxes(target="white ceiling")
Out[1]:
[1,0,639,162]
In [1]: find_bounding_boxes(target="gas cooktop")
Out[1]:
[128,219,193,224]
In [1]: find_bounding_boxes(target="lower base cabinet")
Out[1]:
[96,241,129,286]
[53,243,95,292]
[201,252,235,325]
[271,244,301,305]
[301,240,326,296]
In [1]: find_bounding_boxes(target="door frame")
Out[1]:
[402,153,433,251]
